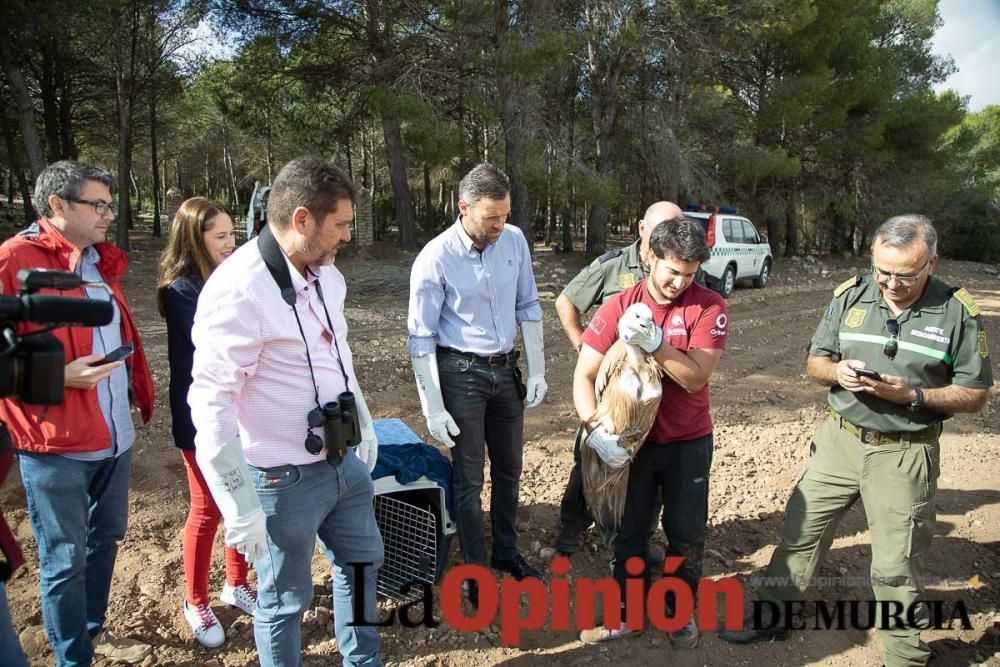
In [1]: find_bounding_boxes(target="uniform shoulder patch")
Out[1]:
[595,248,623,264]
[833,275,862,297]
[951,287,980,317]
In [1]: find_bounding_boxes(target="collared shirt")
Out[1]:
[810,274,993,432]
[582,280,727,443]
[561,239,648,313]
[62,245,135,461]
[407,219,542,357]
[561,237,706,314]
[189,238,359,468]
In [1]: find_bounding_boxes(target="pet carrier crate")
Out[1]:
[371,419,456,604]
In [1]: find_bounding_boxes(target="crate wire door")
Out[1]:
[373,493,438,603]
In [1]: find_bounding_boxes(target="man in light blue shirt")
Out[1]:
[407,163,547,604]
[64,246,136,462]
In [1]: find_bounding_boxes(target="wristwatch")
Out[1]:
[907,387,925,412]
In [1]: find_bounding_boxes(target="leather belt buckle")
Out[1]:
[486,353,507,367]
[861,429,882,445]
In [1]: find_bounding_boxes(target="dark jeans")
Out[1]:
[438,349,525,566]
[555,428,598,551]
[0,582,28,667]
[613,434,713,617]
[556,427,664,552]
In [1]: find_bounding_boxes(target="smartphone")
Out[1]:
[852,367,882,382]
[93,343,134,366]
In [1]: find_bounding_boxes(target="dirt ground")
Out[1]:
[3,225,999,667]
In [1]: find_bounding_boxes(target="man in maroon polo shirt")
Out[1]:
[574,216,727,648]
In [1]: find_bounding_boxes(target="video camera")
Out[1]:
[0,268,114,405]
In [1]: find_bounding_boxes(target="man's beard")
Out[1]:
[470,230,500,246]
[302,234,338,265]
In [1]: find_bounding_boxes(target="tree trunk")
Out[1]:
[112,6,132,250]
[381,115,418,250]
[0,39,45,178]
[58,59,75,158]
[784,193,799,257]
[423,162,433,235]
[223,125,239,209]
[264,108,273,183]
[344,137,353,181]
[586,55,616,258]
[0,95,36,224]
[499,79,532,247]
[495,0,534,248]
[40,43,61,162]
[130,169,140,215]
[361,124,370,190]
[150,83,161,238]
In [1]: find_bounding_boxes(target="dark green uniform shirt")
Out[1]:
[561,240,648,312]
[809,274,993,432]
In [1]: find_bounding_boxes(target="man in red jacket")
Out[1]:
[0,161,154,666]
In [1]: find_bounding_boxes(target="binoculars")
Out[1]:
[304,391,361,464]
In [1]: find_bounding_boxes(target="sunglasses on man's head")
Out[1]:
[883,319,900,360]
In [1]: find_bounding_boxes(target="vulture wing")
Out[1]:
[581,338,663,534]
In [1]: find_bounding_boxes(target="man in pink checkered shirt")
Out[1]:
[189,157,383,667]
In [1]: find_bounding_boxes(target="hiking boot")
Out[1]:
[717,612,788,644]
[491,553,545,581]
[646,543,666,569]
[668,616,699,648]
[92,629,153,663]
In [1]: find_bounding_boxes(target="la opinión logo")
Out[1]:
[347,557,974,646]
[350,556,744,645]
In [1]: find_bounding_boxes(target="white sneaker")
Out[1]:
[220,582,257,616]
[183,601,225,648]
[579,622,636,644]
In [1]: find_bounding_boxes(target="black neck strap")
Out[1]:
[258,224,297,306]
[257,225,353,408]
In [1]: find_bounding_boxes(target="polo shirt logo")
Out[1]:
[589,314,608,335]
[845,308,867,328]
[619,273,635,289]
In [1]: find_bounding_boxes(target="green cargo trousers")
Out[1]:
[759,416,940,667]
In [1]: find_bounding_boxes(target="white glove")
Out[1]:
[411,354,461,448]
[619,302,663,354]
[225,508,268,563]
[353,386,378,473]
[520,320,547,408]
[195,436,268,562]
[584,425,631,469]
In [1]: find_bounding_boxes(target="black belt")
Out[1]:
[437,346,520,368]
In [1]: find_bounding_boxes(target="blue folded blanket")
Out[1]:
[372,419,453,515]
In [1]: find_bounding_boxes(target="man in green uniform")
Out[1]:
[720,214,993,667]
[549,201,693,556]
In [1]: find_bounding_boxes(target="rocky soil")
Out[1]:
[3,228,999,666]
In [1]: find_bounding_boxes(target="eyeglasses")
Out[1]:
[67,197,117,217]
[871,260,929,286]
[883,319,900,360]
